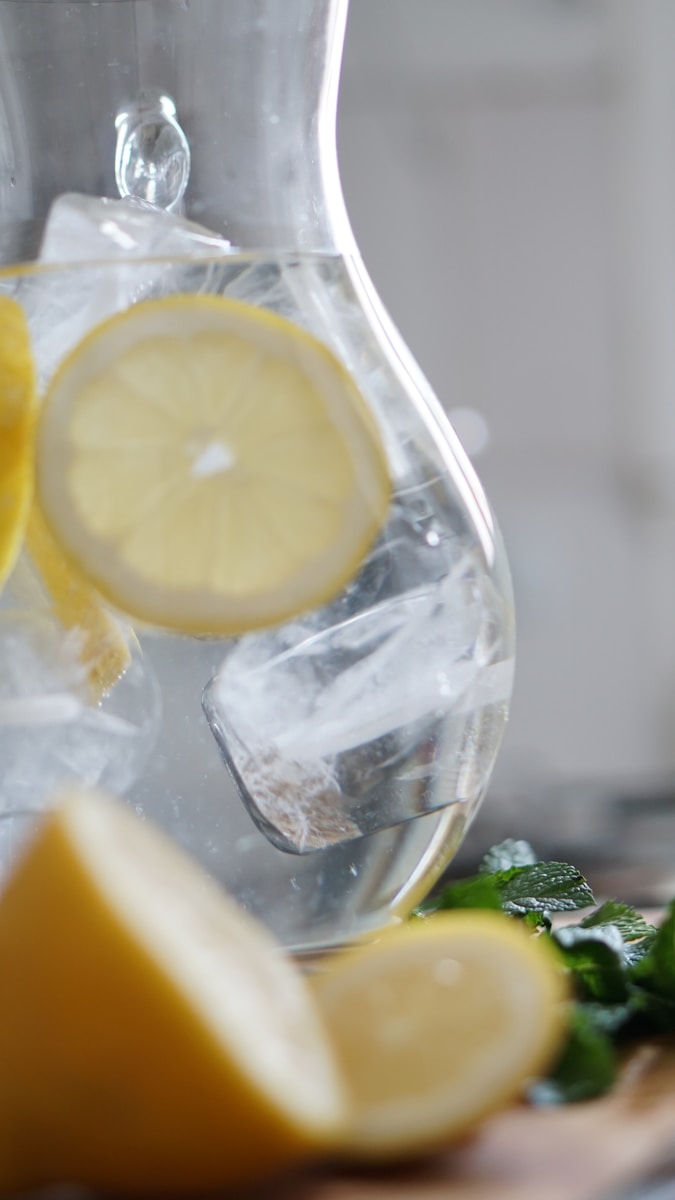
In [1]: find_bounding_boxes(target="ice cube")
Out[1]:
[40,193,230,264]
[203,554,513,854]
[7,193,233,384]
[0,612,161,812]
[222,258,298,316]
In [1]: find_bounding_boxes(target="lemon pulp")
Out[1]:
[312,911,569,1159]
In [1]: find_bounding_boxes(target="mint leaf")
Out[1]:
[415,855,595,922]
[552,925,628,1004]
[497,861,595,916]
[577,999,636,1038]
[529,1006,618,1104]
[413,874,502,916]
[623,931,658,969]
[620,901,675,1034]
[480,839,539,874]
[524,909,552,932]
[622,984,675,1035]
[630,900,675,999]
[580,901,656,943]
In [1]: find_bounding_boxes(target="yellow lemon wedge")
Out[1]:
[0,296,37,588]
[0,788,346,1195]
[35,294,391,635]
[311,911,570,1161]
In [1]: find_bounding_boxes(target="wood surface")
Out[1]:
[240,1039,675,1200]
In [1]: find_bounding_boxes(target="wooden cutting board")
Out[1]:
[237,1039,675,1200]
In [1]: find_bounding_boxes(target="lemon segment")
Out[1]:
[0,297,37,588]
[0,788,346,1194]
[312,911,570,1160]
[36,294,391,635]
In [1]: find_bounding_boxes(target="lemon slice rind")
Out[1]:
[0,297,37,589]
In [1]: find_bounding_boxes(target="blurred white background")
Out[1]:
[338,0,675,882]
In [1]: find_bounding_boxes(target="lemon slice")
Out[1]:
[0,297,37,588]
[35,295,391,635]
[24,503,131,700]
[0,296,130,697]
[0,788,346,1195]
[311,911,569,1160]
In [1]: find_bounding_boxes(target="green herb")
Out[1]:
[528,1005,619,1104]
[579,899,656,943]
[480,838,539,873]
[412,839,675,1104]
[414,840,595,929]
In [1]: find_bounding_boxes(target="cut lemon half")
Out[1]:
[35,295,391,635]
[0,296,37,588]
[0,788,346,1195]
[311,911,569,1160]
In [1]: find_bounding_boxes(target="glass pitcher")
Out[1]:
[0,0,515,953]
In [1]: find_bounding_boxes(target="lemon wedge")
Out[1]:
[0,296,37,588]
[35,294,390,635]
[0,788,346,1194]
[312,911,569,1160]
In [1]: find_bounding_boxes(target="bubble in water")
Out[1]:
[115,90,191,213]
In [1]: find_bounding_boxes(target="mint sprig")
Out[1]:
[412,839,673,1103]
[413,840,595,929]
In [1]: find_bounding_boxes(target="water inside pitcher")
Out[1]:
[0,0,515,953]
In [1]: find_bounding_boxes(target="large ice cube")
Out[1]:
[202,552,513,854]
[40,193,230,263]
[6,193,232,384]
